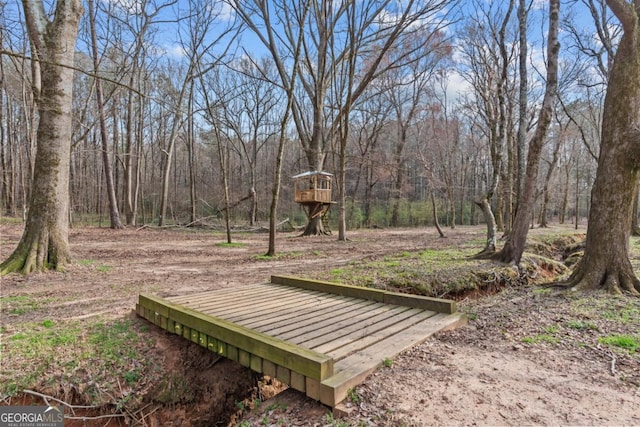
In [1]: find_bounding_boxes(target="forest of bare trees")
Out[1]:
[0,0,638,245]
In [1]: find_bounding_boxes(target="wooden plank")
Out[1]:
[138,294,334,381]
[276,366,291,385]
[180,287,321,315]
[204,290,326,321]
[271,275,457,314]
[291,372,306,392]
[276,303,404,343]
[227,345,239,362]
[216,340,227,357]
[306,378,321,401]
[318,309,438,359]
[383,293,457,314]
[221,291,346,324]
[239,349,251,367]
[251,355,263,373]
[198,332,208,348]
[179,286,305,312]
[271,275,385,302]
[246,298,377,334]
[207,336,218,353]
[319,313,467,407]
[166,283,268,303]
[290,305,414,348]
[139,294,170,317]
[263,360,277,378]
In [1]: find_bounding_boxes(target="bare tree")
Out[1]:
[87,0,123,229]
[459,0,516,255]
[1,0,83,273]
[157,0,235,226]
[495,0,561,264]
[232,0,457,236]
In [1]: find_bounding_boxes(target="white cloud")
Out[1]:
[164,44,187,58]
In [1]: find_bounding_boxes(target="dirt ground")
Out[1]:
[1,223,639,426]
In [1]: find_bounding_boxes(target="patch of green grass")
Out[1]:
[1,318,153,404]
[566,320,599,331]
[41,319,55,328]
[464,310,478,321]
[599,334,640,353]
[347,388,360,403]
[522,334,560,345]
[77,259,112,272]
[215,241,246,248]
[383,357,393,368]
[604,307,640,323]
[253,251,305,261]
[323,412,349,427]
[1,295,50,316]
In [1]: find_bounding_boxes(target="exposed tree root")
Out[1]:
[1,230,71,275]
[470,247,496,260]
[551,260,640,296]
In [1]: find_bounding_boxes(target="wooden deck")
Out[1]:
[136,275,466,407]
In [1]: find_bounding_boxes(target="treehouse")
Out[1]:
[293,171,334,235]
[293,171,333,204]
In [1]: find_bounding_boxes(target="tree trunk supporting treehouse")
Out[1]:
[301,202,333,236]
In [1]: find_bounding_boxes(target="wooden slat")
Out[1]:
[138,293,334,381]
[249,299,378,335]
[290,305,414,348]
[271,275,457,314]
[195,293,326,324]
[222,292,355,325]
[178,286,304,311]
[166,283,268,303]
[319,313,467,407]
[277,303,406,343]
[319,309,438,360]
[213,290,329,322]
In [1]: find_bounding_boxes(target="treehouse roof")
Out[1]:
[292,171,333,179]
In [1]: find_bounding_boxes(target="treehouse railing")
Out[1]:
[294,188,332,204]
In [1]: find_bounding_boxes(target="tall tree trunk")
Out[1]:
[560,164,570,224]
[431,189,445,238]
[632,176,639,236]
[187,81,197,224]
[1,0,82,273]
[539,131,562,227]
[496,0,560,264]
[124,82,136,225]
[561,0,640,294]
[515,0,528,208]
[159,79,189,226]
[88,0,123,229]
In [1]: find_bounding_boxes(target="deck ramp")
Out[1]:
[136,275,466,407]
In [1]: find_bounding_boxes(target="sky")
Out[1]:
[1,0,615,102]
